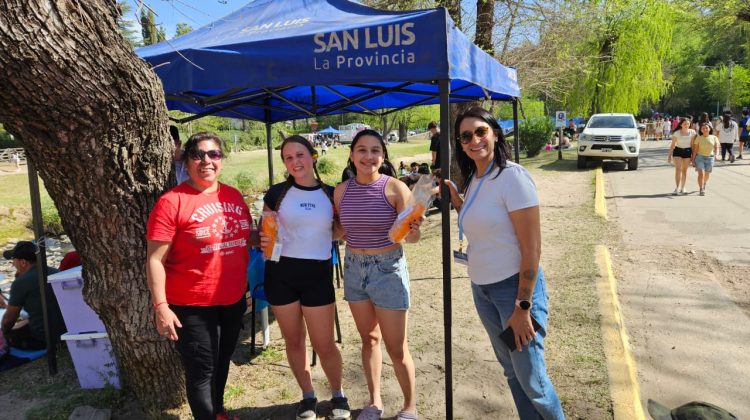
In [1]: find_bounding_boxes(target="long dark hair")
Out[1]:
[722,112,732,130]
[346,129,397,177]
[698,122,713,136]
[672,117,690,134]
[454,107,510,192]
[181,132,224,163]
[274,135,333,211]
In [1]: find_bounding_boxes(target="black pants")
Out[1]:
[720,143,734,160]
[6,324,46,350]
[171,298,246,420]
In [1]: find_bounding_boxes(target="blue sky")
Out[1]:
[123,0,250,40]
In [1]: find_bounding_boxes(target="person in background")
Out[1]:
[171,125,190,184]
[691,123,720,196]
[1,241,66,350]
[716,111,738,163]
[398,161,408,177]
[667,118,696,195]
[260,136,350,420]
[738,110,750,159]
[428,121,441,169]
[334,129,422,420]
[58,250,81,271]
[442,107,565,419]
[146,132,250,420]
[663,118,672,140]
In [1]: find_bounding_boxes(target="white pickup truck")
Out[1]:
[577,113,641,170]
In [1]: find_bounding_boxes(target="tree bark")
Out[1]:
[475,0,495,55]
[0,0,185,411]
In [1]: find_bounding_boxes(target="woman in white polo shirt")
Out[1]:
[260,135,350,420]
[443,107,564,419]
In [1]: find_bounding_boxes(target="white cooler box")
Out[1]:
[61,332,121,389]
[47,266,105,333]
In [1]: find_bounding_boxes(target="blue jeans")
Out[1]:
[471,270,565,420]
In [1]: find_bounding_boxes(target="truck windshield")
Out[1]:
[588,116,636,129]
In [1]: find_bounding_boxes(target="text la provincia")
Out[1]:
[312,23,416,70]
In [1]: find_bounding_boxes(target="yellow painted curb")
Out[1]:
[595,167,607,219]
[595,245,645,420]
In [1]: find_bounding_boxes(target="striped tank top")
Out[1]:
[339,175,397,249]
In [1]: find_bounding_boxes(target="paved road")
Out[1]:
[602,141,750,417]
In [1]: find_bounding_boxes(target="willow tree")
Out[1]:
[0,0,184,412]
[568,0,674,114]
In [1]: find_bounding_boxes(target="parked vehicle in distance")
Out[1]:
[577,113,640,170]
[408,130,416,136]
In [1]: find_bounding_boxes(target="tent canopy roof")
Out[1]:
[137,0,520,123]
[318,126,342,134]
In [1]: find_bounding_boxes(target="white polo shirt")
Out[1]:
[460,162,539,285]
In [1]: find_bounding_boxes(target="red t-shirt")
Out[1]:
[146,182,251,306]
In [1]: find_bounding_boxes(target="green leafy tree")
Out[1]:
[116,1,140,47]
[175,22,193,37]
[139,9,158,45]
[705,64,750,111]
[568,0,675,115]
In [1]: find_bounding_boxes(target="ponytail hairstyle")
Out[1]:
[453,106,511,193]
[274,135,333,211]
[346,129,397,177]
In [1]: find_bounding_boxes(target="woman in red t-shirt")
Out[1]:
[146,132,250,420]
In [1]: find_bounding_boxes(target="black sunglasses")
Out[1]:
[188,149,223,161]
[458,126,491,144]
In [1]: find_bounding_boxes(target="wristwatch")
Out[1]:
[515,299,532,310]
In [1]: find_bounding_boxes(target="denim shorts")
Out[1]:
[695,155,714,172]
[343,247,410,310]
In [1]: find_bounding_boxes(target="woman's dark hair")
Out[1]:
[346,129,397,177]
[181,132,224,163]
[699,122,713,135]
[453,106,510,192]
[700,112,710,124]
[274,135,333,211]
[672,117,690,134]
[722,112,732,130]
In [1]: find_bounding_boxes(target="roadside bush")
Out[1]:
[315,157,337,175]
[226,171,267,196]
[25,203,65,236]
[519,117,554,158]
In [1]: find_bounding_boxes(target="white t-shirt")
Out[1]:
[272,185,333,260]
[460,162,539,285]
[673,129,695,149]
[716,121,738,144]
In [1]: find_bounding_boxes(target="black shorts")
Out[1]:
[672,147,692,159]
[264,257,334,307]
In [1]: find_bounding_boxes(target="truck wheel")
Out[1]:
[577,155,587,169]
[628,157,639,170]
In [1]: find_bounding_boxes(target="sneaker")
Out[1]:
[679,188,686,195]
[672,188,679,196]
[699,188,705,196]
[731,155,735,163]
[330,397,352,420]
[296,398,318,420]
[738,155,744,159]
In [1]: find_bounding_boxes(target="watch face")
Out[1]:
[519,300,531,310]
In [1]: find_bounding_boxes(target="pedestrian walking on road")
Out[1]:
[442,107,565,420]
[739,110,750,159]
[716,112,738,163]
[691,123,720,196]
[668,118,695,195]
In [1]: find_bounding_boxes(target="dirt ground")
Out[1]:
[0,154,614,419]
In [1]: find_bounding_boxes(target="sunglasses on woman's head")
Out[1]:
[458,126,491,144]
[188,149,223,161]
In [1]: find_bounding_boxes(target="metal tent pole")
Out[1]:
[265,122,274,185]
[513,98,520,163]
[26,156,57,375]
[438,79,453,420]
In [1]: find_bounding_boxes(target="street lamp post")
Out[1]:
[726,60,734,112]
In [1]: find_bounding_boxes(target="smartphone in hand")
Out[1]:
[499,315,542,352]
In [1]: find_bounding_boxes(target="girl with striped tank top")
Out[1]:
[334,129,423,420]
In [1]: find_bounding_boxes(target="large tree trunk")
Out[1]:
[0,0,185,411]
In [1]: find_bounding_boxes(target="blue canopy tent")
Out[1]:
[137,1,520,417]
[318,126,342,134]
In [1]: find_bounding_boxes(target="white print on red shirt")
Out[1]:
[190,201,246,223]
